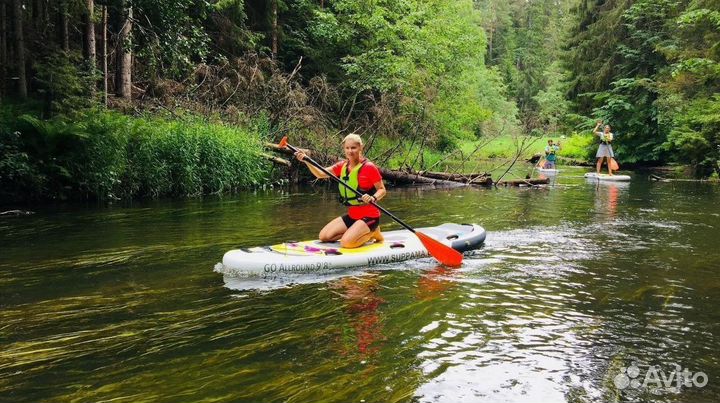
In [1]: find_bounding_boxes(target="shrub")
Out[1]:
[0,105,271,202]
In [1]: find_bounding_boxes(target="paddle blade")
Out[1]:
[278,136,288,148]
[610,158,620,171]
[416,231,463,267]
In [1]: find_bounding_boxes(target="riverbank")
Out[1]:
[4,102,716,206]
[0,104,271,204]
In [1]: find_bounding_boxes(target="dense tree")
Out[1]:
[1,0,717,176]
[564,0,719,172]
[13,0,26,98]
[658,1,720,175]
[1,0,7,100]
[83,0,95,68]
[114,0,132,98]
[475,0,576,131]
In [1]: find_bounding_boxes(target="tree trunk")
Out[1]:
[60,0,69,51]
[115,1,132,99]
[378,168,466,187]
[102,4,107,105]
[42,0,48,29]
[84,0,96,97]
[1,0,7,100]
[13,0,26,98]
[414,170,491,183]
[83,0,95,64]
[495,178,549,187]
[271,0,277,58]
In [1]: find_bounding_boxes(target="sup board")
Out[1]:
[584,172,631,181]
[537,167,559,175]
[222,223,486,275]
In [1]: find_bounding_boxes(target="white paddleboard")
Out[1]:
[537,167,559,175]
[584,172,631,181]
[221,223,486,276]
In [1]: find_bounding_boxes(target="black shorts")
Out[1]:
[341,214,380,231]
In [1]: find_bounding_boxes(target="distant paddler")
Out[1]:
[541,139,561,169]
[593,120,617,175]
[294,134,387,249]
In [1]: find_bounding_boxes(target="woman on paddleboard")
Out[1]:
[594,120,615,175]
[294,134,387,249]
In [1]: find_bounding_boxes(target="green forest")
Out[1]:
[1,0,719,202]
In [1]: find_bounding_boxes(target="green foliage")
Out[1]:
[560,132,597,160]
[33,51,99,116]
[664,96,720,176]
[592,77,665,163]
[657,2,720,176]
[6,0,719,181]
[565,0,682,165]
[0,106,271,202]
[477,0,575,130]
[0,107,41,202]
[133,0,213,80]
[282,0,517,145]
[533,62,573,133]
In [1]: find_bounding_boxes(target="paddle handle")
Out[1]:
[285,143,416,234]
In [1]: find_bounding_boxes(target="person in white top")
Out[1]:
[593,120,615,175]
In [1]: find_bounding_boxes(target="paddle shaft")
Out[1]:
[286,143,416,233]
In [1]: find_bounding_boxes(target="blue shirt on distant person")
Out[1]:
[543,140,560,168]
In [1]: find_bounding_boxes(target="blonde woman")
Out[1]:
[594,120,615,175]
[294,134,387,248]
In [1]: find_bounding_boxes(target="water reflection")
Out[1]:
[331,274,386,358]
[416,266,461,301]
[591,180,627,220]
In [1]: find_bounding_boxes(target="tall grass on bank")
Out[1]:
[456,134,596,161]
[0,106,270,202]
[366,133,596,174]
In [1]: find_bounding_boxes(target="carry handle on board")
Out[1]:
[279,136,463,267]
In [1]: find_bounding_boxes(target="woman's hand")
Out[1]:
[361,194,376,204]
[294,151,308,161]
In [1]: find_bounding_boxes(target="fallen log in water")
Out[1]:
[649,174,718,183]
[379,168,466,187]
[414,170,491,183]
[0,210,35,216]
[264,143,545,187]
[495,178,549,186]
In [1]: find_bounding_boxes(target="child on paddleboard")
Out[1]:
[543,139,561,169]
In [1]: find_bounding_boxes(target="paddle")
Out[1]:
[279,136,463,267]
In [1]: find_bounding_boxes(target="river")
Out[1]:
[1,167,719,403]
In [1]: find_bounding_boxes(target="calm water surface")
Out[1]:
[1,168,719,403]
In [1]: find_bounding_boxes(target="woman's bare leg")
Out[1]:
[596,158,602,174]
[319,216,347,242]
[340,220,373,249]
